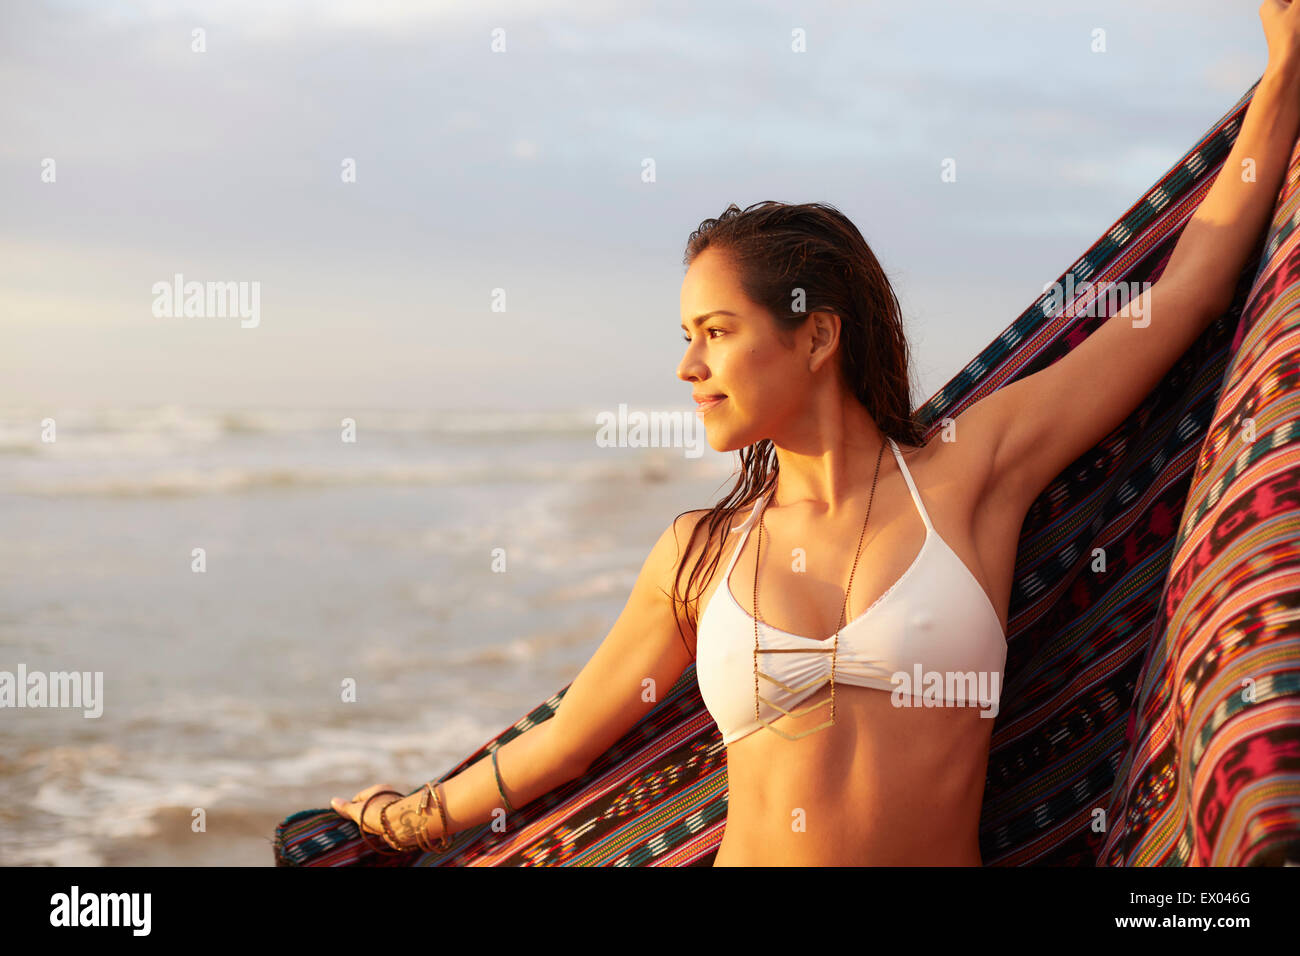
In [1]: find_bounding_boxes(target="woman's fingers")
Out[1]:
[329,783,404,830]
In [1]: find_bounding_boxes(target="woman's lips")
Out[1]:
[695,396,725,417]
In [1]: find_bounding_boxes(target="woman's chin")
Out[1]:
[704,428,744,453]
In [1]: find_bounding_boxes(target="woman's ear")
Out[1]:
[805,310,841,372]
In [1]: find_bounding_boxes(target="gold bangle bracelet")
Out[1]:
[414,779,452,851]
[413,814,434,853]
[430,781,451,850]
[416,782,437,851]
[492,748,516,813]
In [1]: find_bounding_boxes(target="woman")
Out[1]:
[331,2,1300,865]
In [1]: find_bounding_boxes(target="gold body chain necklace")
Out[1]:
[752,437,888,740]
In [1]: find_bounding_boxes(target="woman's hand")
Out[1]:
[1261,0,1300,75]
[331,783,427,850]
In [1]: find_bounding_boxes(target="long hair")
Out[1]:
[667,200,926,659]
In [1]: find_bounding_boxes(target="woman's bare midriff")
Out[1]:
[713,682,994,865]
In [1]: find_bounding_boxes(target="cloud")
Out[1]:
[0,0,1268,410]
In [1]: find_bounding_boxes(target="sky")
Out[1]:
[0,0,1270,413]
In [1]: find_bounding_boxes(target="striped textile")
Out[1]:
[1099,114,1300,866]
[273,77,1300,866]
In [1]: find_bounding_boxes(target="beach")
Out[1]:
[0,404,732,865]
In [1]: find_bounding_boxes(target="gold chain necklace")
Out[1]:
[752,437,888,740]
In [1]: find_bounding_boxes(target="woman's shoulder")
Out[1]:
[661,504,744,587]
[666,508,718,567]
[639,509,711,578]
[665,487,773,567]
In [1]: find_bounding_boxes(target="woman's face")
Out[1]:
[677,246,813,452]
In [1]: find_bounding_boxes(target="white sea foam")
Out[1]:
[5,703,507,866]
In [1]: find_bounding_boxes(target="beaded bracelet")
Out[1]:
[356,790,405,856]
[378,798,407,852]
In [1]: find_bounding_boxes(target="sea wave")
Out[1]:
[2,453,724,497]
[0,403,697,441]
[2,707,507,866]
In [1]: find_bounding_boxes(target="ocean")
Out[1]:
[0,405,734,865]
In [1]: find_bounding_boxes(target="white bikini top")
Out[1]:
[695,437,1007,745]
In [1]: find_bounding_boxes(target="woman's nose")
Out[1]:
[677,347,705,383]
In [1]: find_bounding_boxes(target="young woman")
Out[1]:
[331,2,1300,865]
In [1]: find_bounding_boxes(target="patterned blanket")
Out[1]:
[274,77,1300,866]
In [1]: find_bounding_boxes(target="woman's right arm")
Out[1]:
[357,510,707,848]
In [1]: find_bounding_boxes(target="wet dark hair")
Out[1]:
[666,200,925,660]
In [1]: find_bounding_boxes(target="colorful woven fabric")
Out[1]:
[274,77,1300,866]
[1099,121,1300,867]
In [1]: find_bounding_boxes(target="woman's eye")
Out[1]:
[682,328,723,343]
